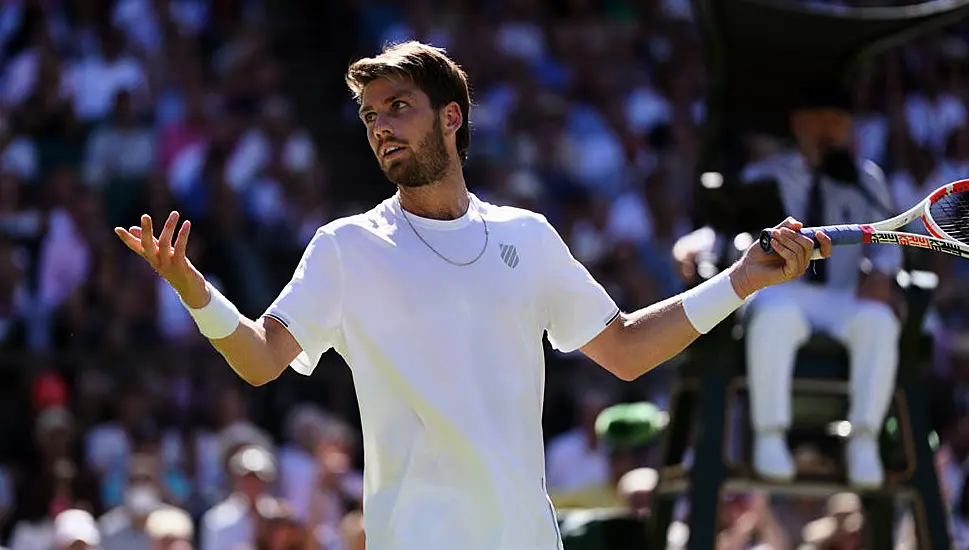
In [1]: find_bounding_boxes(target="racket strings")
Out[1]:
[930,191,969,244]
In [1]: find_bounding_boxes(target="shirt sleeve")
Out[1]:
[263,227,344,375]
[538,215,620,353]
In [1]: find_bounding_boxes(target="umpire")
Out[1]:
[733,81,902,487]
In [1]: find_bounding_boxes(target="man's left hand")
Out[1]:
[730,217,833,298]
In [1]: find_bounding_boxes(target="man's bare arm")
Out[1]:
[208,314,301,386]
[582,219,830,381]
[115,212,303,386]
[581,264,749,381]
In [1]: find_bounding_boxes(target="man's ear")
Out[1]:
[442,102,463,135]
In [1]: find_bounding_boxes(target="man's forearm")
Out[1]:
[209,316,290,386]
[615,264,752,380]
[612,296,699,379]
[181,282,293,386]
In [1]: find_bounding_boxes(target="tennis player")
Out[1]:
[115,41,831,550]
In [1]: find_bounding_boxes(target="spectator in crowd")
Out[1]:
[616,466,658,518]
[192,384,272,513]
[65,25,150,124]
[83,89,157,227]
[145,507,194,550]
[8,406,100,550]
[52,509,100,550]
[98,424,191,513]
[243,498,309,550]
[98,449,189,550]
[550,401,666,510]
[798,493,864,550]
[715,493,791,550]
[276,404,362,550]
[276,405,328,521]
[85,383,155,477]
[200,445,276,550]
[545,389,611,495]
[340,514,365,550]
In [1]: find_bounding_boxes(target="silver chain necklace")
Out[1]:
[396,194,489,267]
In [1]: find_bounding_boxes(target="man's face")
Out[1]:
[237,471,268,500]
[792,108,853,152]
[39,425,74,458]
[359,77,451,188]
[266,519,306,550]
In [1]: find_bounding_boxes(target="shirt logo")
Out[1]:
[499,244,520,268]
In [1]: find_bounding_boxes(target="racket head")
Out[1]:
[922,179,969,246]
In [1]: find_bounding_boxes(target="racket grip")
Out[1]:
[759,228,817,256]
[758,225,866,257]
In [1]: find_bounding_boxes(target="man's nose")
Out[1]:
[373,113,394,137]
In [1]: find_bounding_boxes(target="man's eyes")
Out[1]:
[363,101,409,123]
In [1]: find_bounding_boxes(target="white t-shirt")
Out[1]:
[264,194,619,550]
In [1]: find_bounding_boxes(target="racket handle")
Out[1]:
[758,224,867,256]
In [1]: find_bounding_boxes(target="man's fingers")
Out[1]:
[128,226,160,247]
[140,215,158,259]
[173,219,191,261]
[770,235,800,266]
[115,227,146,255]
[774,227,815,263]
[125,225,158,254]
[786,228,816,257]
[771,230,810,274]
[816,231,833,259]
[775,216,804,231]
[158,211,180,258]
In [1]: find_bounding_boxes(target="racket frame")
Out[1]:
[760,179,969,260]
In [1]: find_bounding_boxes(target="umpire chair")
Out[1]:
[647,260,947,549]
[646,0,969,547]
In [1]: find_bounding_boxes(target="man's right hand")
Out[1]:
[115,212,209,308]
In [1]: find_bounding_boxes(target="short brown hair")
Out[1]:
[346,41,472,163]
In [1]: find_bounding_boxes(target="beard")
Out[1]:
[380,118,450,188]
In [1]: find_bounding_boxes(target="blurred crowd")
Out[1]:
[1,0,969,549]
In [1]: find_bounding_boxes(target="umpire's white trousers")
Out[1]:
[744,281,900,433]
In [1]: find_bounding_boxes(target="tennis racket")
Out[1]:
[759,179,969,260]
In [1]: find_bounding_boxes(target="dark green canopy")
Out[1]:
[691,0,969,230]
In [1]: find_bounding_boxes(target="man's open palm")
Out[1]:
[115,211,208,307]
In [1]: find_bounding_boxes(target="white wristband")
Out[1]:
[180,282,242,340]
[681,269,745,334]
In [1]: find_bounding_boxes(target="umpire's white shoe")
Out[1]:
[846,434,884,488]
[753,432,795,481]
